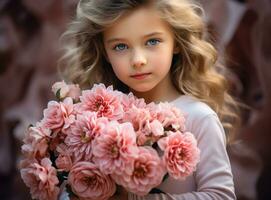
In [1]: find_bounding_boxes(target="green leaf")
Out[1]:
[56,88,61,100]
[152,142,158,149]
[143,139,153,146]
[162,173,169,182]
[57,171,69,185]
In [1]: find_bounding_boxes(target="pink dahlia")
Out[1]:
[68,161,116,200]
[78,84,124,120]
[65,111,108,162]
[158,131,200,179]
[41,97,75,133]
[122,106,151,133]
[21,124,51,159]
[148,102,186,132]
[123,106,164,145]
[136,120,164,146]
[92,121,138,175]
[20,158,60,200]
[121,92,146,112]
[112,147,166,196]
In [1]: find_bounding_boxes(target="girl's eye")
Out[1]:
[113,43,128,51]
[146,39,160,46]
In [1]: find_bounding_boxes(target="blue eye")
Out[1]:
[114,43,128,51]
[146,39,160,46]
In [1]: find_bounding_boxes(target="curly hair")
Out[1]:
[59,0,240,142]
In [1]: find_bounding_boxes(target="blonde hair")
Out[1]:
[59,0,240,142]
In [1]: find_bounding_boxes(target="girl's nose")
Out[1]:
[131,50,147,68]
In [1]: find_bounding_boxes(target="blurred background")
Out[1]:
[0,0,270,199]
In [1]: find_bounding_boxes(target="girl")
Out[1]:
[60,0,240,199]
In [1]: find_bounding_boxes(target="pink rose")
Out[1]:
[92,121,138,175]
[21,124,51,159]
[52,81,81,101]
[52,81,70,99]
[41,97,75,132]
[20,158,60,200]
[68,161,116,200]
[65,111,108,162]
[78,84,124,120]
[112,147,166,196]
[158,131,200,179]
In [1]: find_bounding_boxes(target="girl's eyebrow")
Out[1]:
[144,32,164,38]
[106,32,164,44]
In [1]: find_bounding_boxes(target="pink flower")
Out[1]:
[65,111,108,162]
[48,133,66,152]
[55,144,73,171]
[21,124,51,159]
[41,97,75,133]
[55,154,73,172]
[52,81,81,101]
[52,81,69,98]
[68,161,116,200]
[92,121,138,175]
[123,106,164,145]
[148,119,164,137]
[67,84,81,101]
[148,102,186,132]
[137,132,150,146]
[112,147,166,196]
[78,84,124,120]
[122,106,151,132]
[136,120,163,146]
[121,92,146,112]
[20,158,60,200]
[158,131,200,179]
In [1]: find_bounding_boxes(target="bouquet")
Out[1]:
[20,81,200,200]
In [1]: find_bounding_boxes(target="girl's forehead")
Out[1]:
[103,7,172,39]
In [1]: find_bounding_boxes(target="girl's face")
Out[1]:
[103,6,177,97]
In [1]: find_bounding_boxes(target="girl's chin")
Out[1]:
[129,85,155,94]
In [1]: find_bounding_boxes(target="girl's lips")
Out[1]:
[130,73,152,80]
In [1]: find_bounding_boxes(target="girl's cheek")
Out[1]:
[113,54,130,66]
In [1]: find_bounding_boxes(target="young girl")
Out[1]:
[60,0,239,199]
